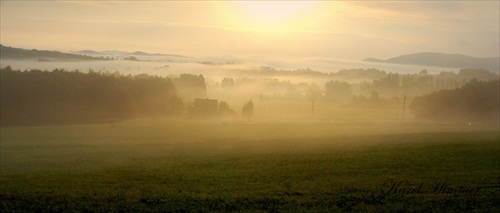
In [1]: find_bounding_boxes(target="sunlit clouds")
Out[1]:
[220,1,326,34]
[0,1,498,59]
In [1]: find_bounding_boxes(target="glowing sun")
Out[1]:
[227,1,322,33]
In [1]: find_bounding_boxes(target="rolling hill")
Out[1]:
[0,45,188,62]
[364,52,499,72]
[0,44,112,61]
[75,50,187,58]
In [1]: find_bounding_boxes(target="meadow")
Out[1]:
[1,109,499,212]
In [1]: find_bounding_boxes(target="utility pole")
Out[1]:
[402,95,406,122]
[311,99,315,117]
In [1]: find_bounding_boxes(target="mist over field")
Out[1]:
[1,1,499,212]
[1,46,499,212]
[0,55,460,77]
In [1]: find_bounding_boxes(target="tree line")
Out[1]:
[0,44,114,61]
[214,68,498,105]
[2,66,497,126]
[410,79,499,124]
[0,67,183,126]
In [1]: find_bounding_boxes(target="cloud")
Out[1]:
[55,0,112,9]
[1,1,498,59]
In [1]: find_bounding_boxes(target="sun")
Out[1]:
[238,1,315,20]
[223,1,322,34]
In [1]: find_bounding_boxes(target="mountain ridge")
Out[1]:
[76,50,187,58]
[364,52,499,72]
[0,44,189,61]
[0,44,112,61]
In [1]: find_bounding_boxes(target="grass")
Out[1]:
[1,117,499,212]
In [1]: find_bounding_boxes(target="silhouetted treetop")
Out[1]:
[242,100,254,117]
[410,79,499,124]
[0,68,183,126]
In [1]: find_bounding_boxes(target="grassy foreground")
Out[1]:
[1,118,499,212]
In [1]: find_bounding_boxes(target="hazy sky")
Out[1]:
[1,1,498,60]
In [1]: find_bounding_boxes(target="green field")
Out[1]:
[1,117,499,212]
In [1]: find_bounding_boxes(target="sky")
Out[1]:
[0,1,499,60]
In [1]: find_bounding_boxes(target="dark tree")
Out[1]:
[221,78,234,89]
[173,74,207,103]
[218,101,235,115]
[241,100,254,117]
[325,80,352,103]
[410,79,499,124]
[0,68,183,126]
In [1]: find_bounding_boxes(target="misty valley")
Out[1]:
[0,46,499,212]
[1,63,498,127]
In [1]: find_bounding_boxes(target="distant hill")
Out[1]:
[76,50,105,55]
[0,45,188,62]
[0,44,112,61]
[75,50,187,58]
[129,51,186,58]
[364,52,499,72]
